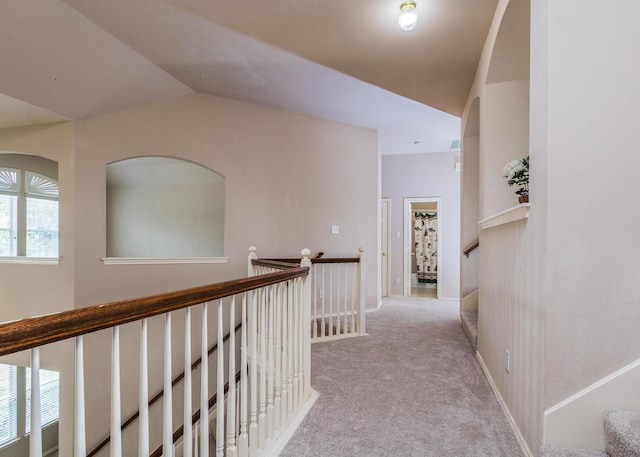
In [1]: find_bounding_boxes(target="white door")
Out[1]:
[380,199,390,297]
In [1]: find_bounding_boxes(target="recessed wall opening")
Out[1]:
[106,156,225,259]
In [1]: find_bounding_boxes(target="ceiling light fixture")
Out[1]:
[398,1,418,31]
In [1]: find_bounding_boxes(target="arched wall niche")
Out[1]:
[106,156,226,259]
[487,0,530,84]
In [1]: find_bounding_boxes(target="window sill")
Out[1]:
[479,203,530,230]
[101,257,230,265]
[0,257,61,265]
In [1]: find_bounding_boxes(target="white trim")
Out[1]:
[543,357,640,450]
[0,257,61,265]
[403,197,442,299]
[439,296,460,301]
[544,358,640,415]
[263,389,319,457]
[479,203,530,230]
[380,198,391,299]
[101,257,230,265]
[476,352,534,457]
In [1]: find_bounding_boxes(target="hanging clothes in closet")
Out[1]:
[414,211,438,284]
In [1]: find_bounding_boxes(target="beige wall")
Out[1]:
[0,122,76,457]
[73,93,378,306]
[463,0,640,454]
[71,93,378,453]
[381,151,461,299]
[1,93,379,453]
[461,0,545,453]
[542,0,640,406]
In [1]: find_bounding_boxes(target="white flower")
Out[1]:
[503,159,522,178]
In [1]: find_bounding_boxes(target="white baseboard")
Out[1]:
[476,352,534,457]
[439,296,460,301]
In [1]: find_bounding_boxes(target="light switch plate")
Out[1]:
[331,225,339,234]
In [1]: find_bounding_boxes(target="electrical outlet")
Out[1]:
[319,288,324,298]
[395,277,401,285]
[505,349,511,373]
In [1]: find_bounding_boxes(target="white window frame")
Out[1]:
[0,166,60,264]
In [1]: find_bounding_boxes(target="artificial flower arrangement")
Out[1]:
[503,156,529,202]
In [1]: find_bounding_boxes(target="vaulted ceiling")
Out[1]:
[0,0,498,154]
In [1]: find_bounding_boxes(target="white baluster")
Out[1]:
[111,327,122,457]
[321,265,326,338]
[193,421,199,457]
[201,303,210,457]
[258,289,267,449]
[351,263,357,334]
[312,264,317,339]
[266,286,275,439]
[343,263,349,335]
[358,247,366,335]
[164,313,173,456]
[280,283,289,424]
[227,298,237,457]
[249,291,258,457]
[300,248,312,398]
[287,281,294,414]
[274,283,282,431]
[328,264,334,337]
[75,336,86,457]
[139,319,149,457]
[292,279,300,407]
[216,300,225,457]
[238,294,249,456]
[184,310,193,457]
[336,263,341,336]
[30,348,42,457]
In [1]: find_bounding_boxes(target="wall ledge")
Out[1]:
[479,203,530,230]
[0,257,61,265]
[102,257,229,265]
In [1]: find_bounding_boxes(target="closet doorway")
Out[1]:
[404,197,441,299]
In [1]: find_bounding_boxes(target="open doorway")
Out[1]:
[404,197,442,299]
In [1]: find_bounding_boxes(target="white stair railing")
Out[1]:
[309,249,366,342]
[0,246,313,457]
[254,248,367,343]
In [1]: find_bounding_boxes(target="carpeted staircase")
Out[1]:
[460,309,477,351]
[542,409,640,457]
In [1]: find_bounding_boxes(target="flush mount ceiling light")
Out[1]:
[398,0,418,31]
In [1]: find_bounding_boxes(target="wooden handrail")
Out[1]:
[262,257,360,264]
[0,267,308,357]
[463,240,479,258]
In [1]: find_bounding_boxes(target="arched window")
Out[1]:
[0,155,59,258]
[106,157,226,261]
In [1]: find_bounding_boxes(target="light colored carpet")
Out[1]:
[280,296,523,457]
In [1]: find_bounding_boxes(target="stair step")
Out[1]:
[460,310,477,350]
[540,446,608,457]
[605,409,640,457]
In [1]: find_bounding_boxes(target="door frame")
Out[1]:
[380,198,391,299]
[403,197,442,299]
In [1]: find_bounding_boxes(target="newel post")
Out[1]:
[357,247,366,335]
[300,248,312,396]
[248,246,258,276]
